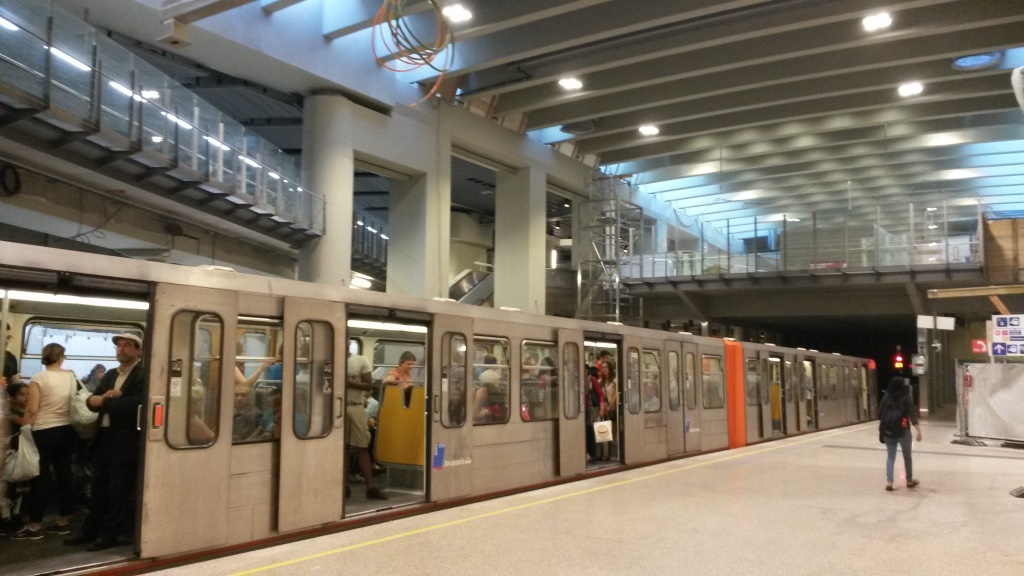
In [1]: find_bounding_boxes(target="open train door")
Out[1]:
[140,284,238,557]
[558,327,585,478]
[429,314,474,502]
[278,297,345,531]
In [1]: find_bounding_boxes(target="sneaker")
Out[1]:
[885,483,894,492]
[907,479,920,489]
[46,522,71,535]
[366,487,389,500]
[11,527,43,540]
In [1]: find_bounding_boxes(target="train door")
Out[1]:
[558,328,585,477]
[621,343,644,465]
[800,357,818,429]
[666,341,686,456]
[683,342,700,452]
[698,343,729,450]
[141,284,237,558]
[744,354,762,444]
[786,358,798,433]
[278,297,345,531]
[584,338,620,469]
[767,354,785,436]
[429,315,473,502]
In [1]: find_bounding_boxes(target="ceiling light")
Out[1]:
[928,225,938,229]
[151,136,163,143]
[140,90,160,100]
[926,207,938,212]
[862,12,892,32]
[268,172,280,180]
[787,218,801,222]
[0,16,19,31]
[108,81,133,98]
[381,234,389,240]
[50,47,90,71]
[558,78,583,90]
[0,289,148,310]
[239,155,259,168]
[898,82,923,97]
[563,202,570,208]
[347,319,427,333]
[442,4,472,23]
[952,52,1003,71]
[350,277,372,289]
[638,125,659,136]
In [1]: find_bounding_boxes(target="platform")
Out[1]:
[151,419,1024,575]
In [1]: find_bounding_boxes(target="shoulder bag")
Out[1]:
[68,372,98,438]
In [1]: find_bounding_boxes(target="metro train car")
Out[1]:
[0,241,876,573]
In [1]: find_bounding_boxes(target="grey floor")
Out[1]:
[152,419,1024,575]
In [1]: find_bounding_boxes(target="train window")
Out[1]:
[349,338,361,355]
[441,333,468,428]
[702,355,724,409]
[167,312,222,449]
[785,361,794,403]
[563,342,580,419]
[641,350,661,413]
[293,321,333,439]
[685,352,696,410]
[233,319,284,444]
[802,360,814,402]
[22,320,143,380]
[818,364,829,401]
[472,337,510,425]
[829,365,840,401]
[372,340,427,386]
[745,358,760,406]
[668,351,680,411]
[521,341,558,422]
[768,358,781,407]
[626,348,641,414]
[860,366,868,410]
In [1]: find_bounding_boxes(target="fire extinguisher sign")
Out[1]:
[992,315,1024,356]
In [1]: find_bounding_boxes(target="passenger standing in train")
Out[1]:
[384,351,417,391]
[585,365,607,462]
[346,351,387,500]
[65,333,145,551]
[474,355,505,424]
[2,382,29,534]
[80,364,107,393]
[3,323,21,385]
[11,343,77,540]
[878,376,922,492]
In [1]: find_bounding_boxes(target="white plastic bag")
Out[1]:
[3,425,40,483]
[68,375,98,439]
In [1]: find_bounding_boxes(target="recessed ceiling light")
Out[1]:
[926,207,938,212]
[563,202,570,208]
[442,4,472,23]
[638,125,659,136]
[862,12,892,32]
[898,82,923,97]
[787,218,800,222]
[559,78,583,90]
[952,51,1003,71]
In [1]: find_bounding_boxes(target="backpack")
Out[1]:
[879,394,908,438]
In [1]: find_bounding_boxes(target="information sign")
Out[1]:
[992,314,1024,356]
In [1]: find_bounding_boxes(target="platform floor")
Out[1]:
[152,420,1024,575]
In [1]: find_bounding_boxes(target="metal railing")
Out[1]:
[0,0,324,233]
[622,202,983,279]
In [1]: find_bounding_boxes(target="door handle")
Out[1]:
[335,397,344,419]
[136,404,144,431]
[434,394,440,414]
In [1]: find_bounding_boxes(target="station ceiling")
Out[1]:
[145,1,1024,241]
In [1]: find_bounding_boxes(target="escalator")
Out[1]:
[449,269,493,305]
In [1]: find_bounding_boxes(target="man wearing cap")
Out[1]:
[66,333,145,551]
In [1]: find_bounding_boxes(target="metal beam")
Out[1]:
[928,286,1024,298]
[161,0,254,25]
[989,295,1011,315]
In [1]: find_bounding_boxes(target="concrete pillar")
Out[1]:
[387,174,444,298]
[298,94,354,286]
[494,166,546,314]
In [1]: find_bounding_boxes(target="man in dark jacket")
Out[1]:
[879,376,922,492]
[66,333,145,551]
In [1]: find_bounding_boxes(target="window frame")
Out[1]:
[668,351,681,412]
[641,349,662,413]
[167,311,224,450]
[701,354,725,409]
[472,336,511,426]
[520,340,558,422]
[441,332,468,429]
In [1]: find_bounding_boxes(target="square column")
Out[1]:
[298,94,354,286]
[494,166,546,314]
[387,173,445,298]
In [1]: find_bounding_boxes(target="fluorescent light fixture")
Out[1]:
[347,319,427,334]
[926,206,938,211]
[0,16,19,31]
[366,226,377,233]
[49,47,90,71]
[638,125,660,136]
[268,172,280,180]
[350,277,372,289]
[108,81,133,97]
[161,112,192,130]
[0,289,148,310]
[356,220,364,226]
[239,155,260,168]
[140,90,160,100]
[151,136,163,143]
[563,202,570,208]
[939,168,978,180]
[550,249,557,269]
[862,12,892,32]
[381,234,389,240]
[929,242,939,246]
[442,4,472,23]
[500,306,522,312]
[787,218,801,222]
[898,82,923,97]
[203,136,230,151]
[928,224,938,229]
[558,78,583,90]
[584,341,618,349]
[297,187,303,192]
[924,133,966,147]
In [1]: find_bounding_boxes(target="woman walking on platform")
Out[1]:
[878,376,922,491]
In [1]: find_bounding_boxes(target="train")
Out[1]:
[0,241,876,573]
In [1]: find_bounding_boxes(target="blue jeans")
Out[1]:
[884,431,913,483]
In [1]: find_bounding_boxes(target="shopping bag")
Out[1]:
[3,425,40,483]
[593,420,614,443]
[68,375,98,439]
